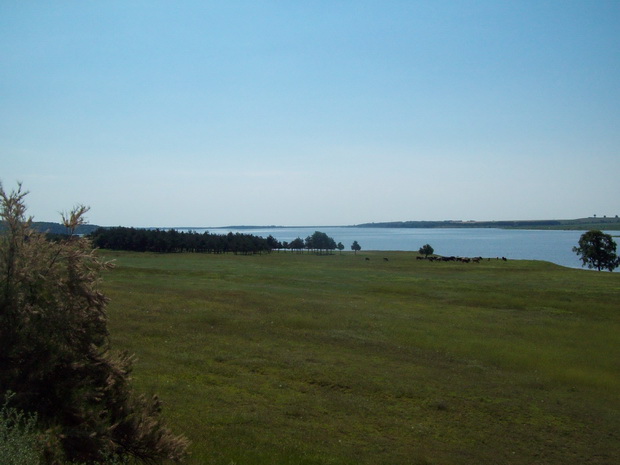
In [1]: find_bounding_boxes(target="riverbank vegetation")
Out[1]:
[101,250,619,465]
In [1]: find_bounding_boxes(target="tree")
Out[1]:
[289,237,305,253]
[305,231,337,255]
[337,242,344,254]
[573,230,619,272]
[0,184,188,463]
[351,241,361,254]
[419,244,434,258]
[266,234,282,251]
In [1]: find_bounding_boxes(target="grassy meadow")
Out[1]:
[100,250,620,465]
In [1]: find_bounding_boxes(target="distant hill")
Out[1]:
[355,217,620,230]
[30,222,101,235]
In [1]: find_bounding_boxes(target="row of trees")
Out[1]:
[90,227,275,255]
[89,227,361,256]
[286,234,361,255]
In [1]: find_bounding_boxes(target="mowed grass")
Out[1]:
[100,250,620,465]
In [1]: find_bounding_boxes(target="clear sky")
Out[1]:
[2,1,619,227]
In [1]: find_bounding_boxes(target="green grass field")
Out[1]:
[100,251,620,465]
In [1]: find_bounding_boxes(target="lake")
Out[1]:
[175,226,617,271]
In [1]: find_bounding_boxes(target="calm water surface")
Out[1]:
[182,227,614,270]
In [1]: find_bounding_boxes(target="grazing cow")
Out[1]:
[416,256,424,260]
[383,257,389,262]
[502,257,507,261]
[365,257,370,261]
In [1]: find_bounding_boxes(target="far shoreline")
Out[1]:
[27,216,620,233]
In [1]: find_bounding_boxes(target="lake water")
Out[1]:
[176,226,616,270]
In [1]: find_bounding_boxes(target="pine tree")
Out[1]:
[0,184,188,464]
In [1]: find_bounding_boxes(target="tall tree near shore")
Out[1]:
[573,230,619,272]
[419,244,434,258]
[351,240,361,254]
[0,184,188,464]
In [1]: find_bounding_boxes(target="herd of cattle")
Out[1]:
[418,255,508,263]
[419,255,485,263]
[364,256,508,263]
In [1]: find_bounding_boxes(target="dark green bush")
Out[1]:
[0,184,188,464]
[0,393,43,465]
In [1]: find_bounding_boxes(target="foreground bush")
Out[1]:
[0,393,43,465]
[0,184,188,464]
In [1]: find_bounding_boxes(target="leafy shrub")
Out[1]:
[0,393,43,465]
[0,184,189,464]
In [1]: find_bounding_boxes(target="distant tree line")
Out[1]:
[89,227,274,254]
[89,227,348,256]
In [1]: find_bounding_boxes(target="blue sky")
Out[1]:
[2,1,619,227]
